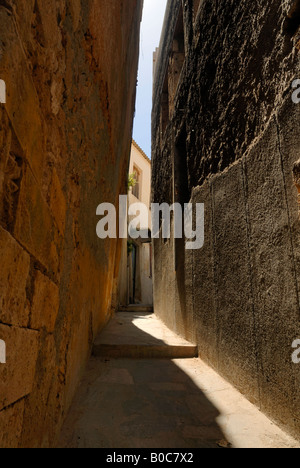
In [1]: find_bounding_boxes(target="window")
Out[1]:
[149,244,153,279]
[132,166,141,199]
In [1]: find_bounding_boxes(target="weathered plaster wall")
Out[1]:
[152,0,300,438]
[0,0,142,448]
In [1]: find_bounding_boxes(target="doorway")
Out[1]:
[131,243,137,304]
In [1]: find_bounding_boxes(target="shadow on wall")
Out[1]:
[57,314,226,449]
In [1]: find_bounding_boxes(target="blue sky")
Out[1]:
[133,0,167,158]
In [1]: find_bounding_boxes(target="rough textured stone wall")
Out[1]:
[152,0,300,438]
[0,0,142,448]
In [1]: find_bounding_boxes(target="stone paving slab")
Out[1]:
[58,357,300,449]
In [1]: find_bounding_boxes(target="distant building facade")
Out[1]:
[152,0,300,439]
[118,141,153,307]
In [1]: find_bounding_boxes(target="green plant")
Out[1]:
[127,240,134,256]
[128,173,137,191]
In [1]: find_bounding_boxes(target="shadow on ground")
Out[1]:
[57,314,226,448]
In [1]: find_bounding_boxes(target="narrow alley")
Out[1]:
[0,0,300,450]
[58,310,298,449]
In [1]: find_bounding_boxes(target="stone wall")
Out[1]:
[152,0,300,438]
[0,0,142,448]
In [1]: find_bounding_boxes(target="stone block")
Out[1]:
[277,96,300,305]
[211,161,259,403]
[0,226,30,327]
[30,271,59,332]
[245,120,299,431]
[14,166,61,277]
[20,334,57,448]
[0,399,25,448]
[49,169,66,236]
[0,9,45,181]
[192,182,218,367]
[0,324,39,411]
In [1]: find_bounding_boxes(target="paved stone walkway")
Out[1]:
[58,313,299,449]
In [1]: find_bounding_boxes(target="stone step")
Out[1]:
[93,343,198,359]
[119,305,154,313]
[93,312,198,360]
